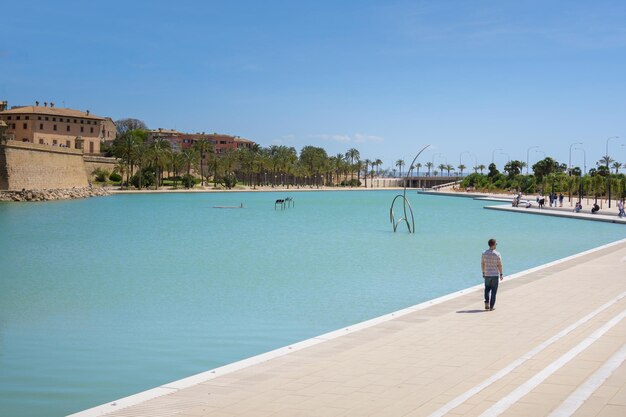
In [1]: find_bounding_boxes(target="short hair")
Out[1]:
[488,238,496,247]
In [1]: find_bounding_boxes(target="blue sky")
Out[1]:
[2,0,626,171]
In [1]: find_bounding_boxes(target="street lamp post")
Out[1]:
[606,136,619,208]
[526,146,539,175]
[491,148,503,165]
[606,136,620,167]
[459,151,471,176]
[568,142,583,175]
[574,146,586,174]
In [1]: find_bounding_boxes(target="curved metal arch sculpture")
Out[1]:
[390,144,431,233]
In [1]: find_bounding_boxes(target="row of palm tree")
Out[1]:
[110,132,390,188]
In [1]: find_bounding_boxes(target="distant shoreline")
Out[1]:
[107,186,407,194]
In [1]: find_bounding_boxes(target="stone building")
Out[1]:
[0,101,117,155]
[147,128,256,154]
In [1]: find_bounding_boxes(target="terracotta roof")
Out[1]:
[233,137,254,143]
[0,106,105,120]
[149,129,182,135]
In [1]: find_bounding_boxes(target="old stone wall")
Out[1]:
[0,140,88,190]
[84,155,119,178]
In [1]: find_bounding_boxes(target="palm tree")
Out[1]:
[438,163,446,176]
[415,162,422,176]
[181,148,199,187]
[192,139,214,186]
[611,161,622,174]
[113,160,127,188]
[395,159,405,177]
[478,164,486,174]
[458,164,466,176]
[374,159,383,176]
[598,155,614,167]
[345,148,360,180]
[425,161,433,176]
[363,159,372,188]
[149,138,171,189]
[170,151,185,188]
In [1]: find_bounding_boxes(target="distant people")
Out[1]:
[574,202,582,213]
[525,201,532,208]
[559,193,564,207]
[481,238,503,311]
[618,199,625,218]
[538,197,545,209]
[591,203,600,214]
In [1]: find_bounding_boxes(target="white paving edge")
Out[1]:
[67,237,626,417]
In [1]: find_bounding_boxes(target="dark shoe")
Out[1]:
[485,302,489,310]
[489,307,495,311]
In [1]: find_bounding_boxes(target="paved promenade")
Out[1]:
[73,239,626,417]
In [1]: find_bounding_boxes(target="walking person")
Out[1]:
[481,238,503,311]
[618,199,625,218]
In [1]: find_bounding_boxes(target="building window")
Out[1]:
[80,126,84,132]
[53,140,57,145]
[11,123,16,129]
[23,123,27,129]
[25,116,29,120]
[90,127,94,133]
[66,125,70,132]
[38,116,42,120]
[66,140,71,147]
[73,119,77,123]
[66,119,70,122]
[52,117,56,121]
[53,124,57,131]
[80,120,84,124]
[45,117,49,121]
[39,123,43,129]
[7,116,11,120]
[16,116,20,120]
[39,139,44,144]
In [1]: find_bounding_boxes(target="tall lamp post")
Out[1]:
[526,146,539,174]
[459,151,471,176]
[491,148,503,165]
[574,146,586,174]
[568,142,582,175]
[606,136,619,208]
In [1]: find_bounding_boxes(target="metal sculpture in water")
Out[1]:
[390,144,431,233]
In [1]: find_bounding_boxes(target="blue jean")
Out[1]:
[484,276,499,308]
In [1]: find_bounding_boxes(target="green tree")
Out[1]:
[395,159,405,177]
[611,161,622,174]
[457,164,466,176]
[345,148,360,180]
[181,148,199,186]
[149,138,171,189]
[425,161,433,176]
[503,160,524,177]
[487,163,499,178]
[192,139,214,186]
[532,157,566,180]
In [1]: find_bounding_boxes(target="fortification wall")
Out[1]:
[84,155,118,178]
[0,140,88,190]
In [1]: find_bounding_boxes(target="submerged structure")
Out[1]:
[389,144,430,233]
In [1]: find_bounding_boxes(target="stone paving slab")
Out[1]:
[485,205,626,224]
[70,239,626,417]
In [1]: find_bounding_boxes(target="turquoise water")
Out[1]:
[0,190,623,417]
